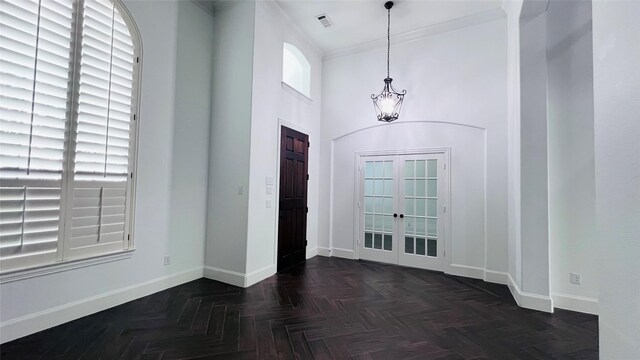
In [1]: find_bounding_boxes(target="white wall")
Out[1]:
[204,1,255,277]
[170,0,213,278]
[503,0,523,295]
[592,1,640,358]
[204,1,322,285]
[0,0,212,343]
[245,2,322,279]
[518,9,551,300]
[546,0,598,314]
[320,17,509,278]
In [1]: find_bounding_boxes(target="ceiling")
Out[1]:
[275,0,503,54]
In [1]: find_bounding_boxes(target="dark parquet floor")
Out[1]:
[1,257,598,360]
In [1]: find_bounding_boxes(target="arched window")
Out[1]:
[0,0,141,272]
[282,43,311,98]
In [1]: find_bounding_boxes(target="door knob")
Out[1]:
[399,214,404,218]
[393,213,398,218]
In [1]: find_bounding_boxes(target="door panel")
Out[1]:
[359,157,397,264]
[358,153,447,272]
[398,154,446,271]
[278,127,308,272]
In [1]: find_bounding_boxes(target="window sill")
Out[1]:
[0,249,135,284]
[281,81,312,104]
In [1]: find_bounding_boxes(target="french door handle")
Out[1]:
[393,213,398,218]
[399,214,404,219]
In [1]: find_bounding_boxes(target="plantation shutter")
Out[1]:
[0,0,74,271]
[63,0,135,260]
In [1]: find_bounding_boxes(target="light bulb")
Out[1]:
[380,97,395,114]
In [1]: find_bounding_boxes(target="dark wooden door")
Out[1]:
[277,126,308,272]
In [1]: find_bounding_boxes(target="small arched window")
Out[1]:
[282,43,311,98]
[0,0,141,272]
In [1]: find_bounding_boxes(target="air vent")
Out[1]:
[316,13,333,28]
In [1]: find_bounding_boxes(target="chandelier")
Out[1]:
[371,1,406,123]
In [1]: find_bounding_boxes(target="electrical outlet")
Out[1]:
[570,272,581,285]
[164,256,170,265]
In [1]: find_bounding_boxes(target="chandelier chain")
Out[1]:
[387,7,390,79]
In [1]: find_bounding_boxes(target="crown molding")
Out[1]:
[259,0,324,58]
[191,0,215,17]
[324,7,506,61]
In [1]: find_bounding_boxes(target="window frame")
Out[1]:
[282,42,311,100]
[0,0,143,276]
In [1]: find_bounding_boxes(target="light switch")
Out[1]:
[237,186,243,195]
[266,186,272,195]
[266,200,272,208]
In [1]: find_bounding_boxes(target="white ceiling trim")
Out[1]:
[261,0,324,57]
[191,1,215,17]
[323,7,506,61]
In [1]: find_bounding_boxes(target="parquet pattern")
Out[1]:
[1,257,598,359]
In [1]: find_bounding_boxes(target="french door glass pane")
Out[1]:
[374,233,382,249]
[365,214,373,230]
[415,160,426,177]
[405,237,414,254]
[364,180,373,195]
[405,160,414,177]
[416,238,426,255]
[405,216,414,233]
[427,218,437,236]
[427,159,437,177]
[383,180,393,196]
[365,232,372,248]
[427,238,437,257]
[374,197,383,212]
[427,198,437,217]
[365,162,374,178]
[374,180,383,194]
[427,179,437,197]
[416,219,425,234]
[383,234,392,251]
[374,162,383,178]
[365,197,373,212]
[405,180,414,196]
[383,162,393,178]
[383,198,393,213]
[404,158,438,257]
[416,198,426,216]
[416,179,426,197]
[363,160,394,252]
[405,198,414,215]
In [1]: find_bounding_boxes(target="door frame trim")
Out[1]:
[274,119,311,270]
[353,148,452,271]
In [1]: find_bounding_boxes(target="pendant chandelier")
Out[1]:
[371,1,406,123]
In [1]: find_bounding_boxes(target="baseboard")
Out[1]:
[204,264,276,288]
[306,247,318,259]
[507,274,554,313]
[331,247,354,259]
[0,266,203,344]
[245,265,276,288]
[447,264,485,280]
[317,247,331,257]
[484,269,509,285]
[552,293,598,315]
[203,265,245,287]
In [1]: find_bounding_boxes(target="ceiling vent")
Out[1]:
[316,13,333,28]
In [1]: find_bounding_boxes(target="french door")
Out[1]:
[359,152,447,272]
